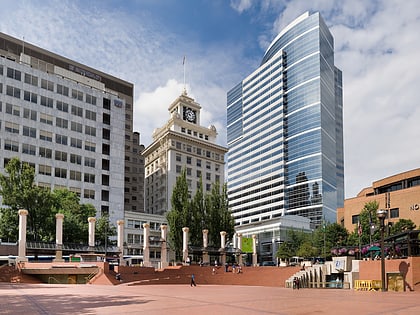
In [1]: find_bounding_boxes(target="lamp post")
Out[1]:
[377,209,387,292]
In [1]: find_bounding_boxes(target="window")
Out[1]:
[351,215,360,224]
[102,174,109,186]
[55,150,68,162]
[6,103,20,116]
[390,208,399,218]
[84,189,95,199]
[71,105,83,117]
[23,126,36,138]
[84,173,95,183]
[7,67,21,81]
[56,84,69,96]
[86,94,97,105]
[41,79,54,91]
[5,122,19,134]
[85,157,95,168]
[85,141,96,152]
[102,128,110,140]
[6,85,21,98]
[56,101,68,112]
[85,126,96,136]
[39,130,53,142]
[24,91,37,103]
[24,73,38,86]
[40,96,53,108]
[206,173,211,180]
[55,168,67,178]
[176,154,181,162]
[22,144,36,155]
[56,117,68,129]
[176,165,182,173]
[206,162,211,170]
[55,134,68,145]
[103,113,110,125]
[70,137,82,148]
[39,165,52,176]
[187,156,192,164]
[71,121,83,133]
[39,147,52,158]
[196,159,202,167]
[4,140,19,152]
[40,113,53,125]
[85,109,96,121]
[70,170,82,181]
[102,143,110,155]
[72,89,83,101]
[70,154,82,165]
[196,170,201,178]
[103,98,111,110]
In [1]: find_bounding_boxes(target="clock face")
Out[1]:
[185,109,196,122]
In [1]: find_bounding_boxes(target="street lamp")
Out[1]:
[377,209,387,292]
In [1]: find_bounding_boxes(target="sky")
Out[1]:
[1,0,419,199]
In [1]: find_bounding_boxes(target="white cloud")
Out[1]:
[230,0,254,13]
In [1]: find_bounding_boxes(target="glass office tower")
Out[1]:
[227,12,344,228]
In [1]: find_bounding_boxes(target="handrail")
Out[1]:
[354,280,382,291]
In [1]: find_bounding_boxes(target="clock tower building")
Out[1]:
[143,91,228,215]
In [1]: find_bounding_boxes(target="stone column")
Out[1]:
[117,220,124,265]
[252,234,258,267]
[220,231,227,265]
[160,224,168,268]
[182,227,189,264]
[18,209,29,262]
[143,223,150,267]
[54,213,64,262]
[202,229,209,264]
[88,217,96,249]
[237,233,243,265]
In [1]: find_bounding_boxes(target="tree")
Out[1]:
[167,169,189,259]
[312,222,349,258]
[390,219,416,235]
[166,169,235,260]
[0,158,55,241]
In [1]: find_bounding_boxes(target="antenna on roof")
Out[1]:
[22,36,25,55]
[182,55,187,95]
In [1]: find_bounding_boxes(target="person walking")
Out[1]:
[190,273,196,287]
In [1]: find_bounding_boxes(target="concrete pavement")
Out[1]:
[0,283,419,314]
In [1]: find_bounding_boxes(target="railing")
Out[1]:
[48,276,62,284]
[85,268,101,284]
[354,280,382,291]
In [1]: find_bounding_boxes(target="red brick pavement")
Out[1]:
[0,282,419,315]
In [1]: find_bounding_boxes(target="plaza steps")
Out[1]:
[94,265,301,287]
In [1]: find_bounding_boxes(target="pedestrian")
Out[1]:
[191,273,196,287]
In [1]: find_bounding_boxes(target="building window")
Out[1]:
[4,140,19,152]
[41,79,54,91]
[176,154,181,162]
[22,144,36,156]
[351,215,359,224]
[5,122,19,134]
[39,147,52,158]
[390,208,399,218]
[39,130,52,142]
[55,150,67,162]
[70,137,82,149]
[56,117,68,129]
[71,121,83,133]
[103,98,111,110]
[71,105,83,117]
[56,84,69,96]
[85,126,96,136]
[40,113,53,125]
[23,126,37,138]
[72,89,83,101]
[24,91,37,103]
[6,85,21,98]
[23,108,37,121]
[6,103,20,116]
[84,173,95,183]
[84,189,95,199]
[86,94,97,105]
[7,67,21,81]
[56,101,69,112]
[39,165,52,176]
[176,165,182,173]
[85,109,96,121]
[85,157,95,168]
[70,154,82,165]
[40,96,53,108]
[24,73,38,86]
[187,156,192,164]
[55,134,68,145]
[85,141,96,152]
[70,170,82,181]
[55,168,67,178]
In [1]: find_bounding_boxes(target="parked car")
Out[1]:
[261,261,276,266]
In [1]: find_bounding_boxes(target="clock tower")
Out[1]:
[169,90,201,125]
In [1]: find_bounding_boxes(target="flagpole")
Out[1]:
[358,220,362,260]
[182,56,186,94]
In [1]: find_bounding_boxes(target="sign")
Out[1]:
[409,204,419,211]
[241,237,253,253]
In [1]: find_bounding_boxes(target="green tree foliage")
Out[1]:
[95,215,117,247]
[390,219,416,235]
[0,158,100,244]
[312,222,349,258]
[166,169,234,259]
[0,158,55,241]
[346,201,380,246]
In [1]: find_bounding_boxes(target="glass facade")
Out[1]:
[227,12,344,227]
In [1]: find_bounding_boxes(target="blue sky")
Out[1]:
[1,0,420,199]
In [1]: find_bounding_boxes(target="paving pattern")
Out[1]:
[0,282,419,315]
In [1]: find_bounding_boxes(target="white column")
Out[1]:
[220,231,227,265]
[18,209,28,262]
[202,229,209,264]
[117,220,124,265]
[143,223,150,267]
[54,213,64,262]
[160,224,168,268]
[88,217,96,248]
[182,227,189,264]
[237,233,243,265]
[252,234,257,267]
